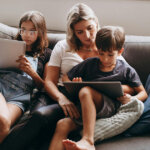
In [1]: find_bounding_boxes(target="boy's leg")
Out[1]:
[63,86,103,150]
[0,93,22,143]
[49,118,77,150]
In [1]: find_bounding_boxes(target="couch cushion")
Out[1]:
[95,134,150,150]
[0,23,18,39]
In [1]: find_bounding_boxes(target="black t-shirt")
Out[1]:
[67,57,142,87]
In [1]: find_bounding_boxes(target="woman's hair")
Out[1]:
[66,3,100,51]
[15,10,49,55]
[96,26,125,52]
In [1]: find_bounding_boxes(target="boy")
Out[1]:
[49,26,147,150]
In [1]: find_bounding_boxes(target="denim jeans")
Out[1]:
[124,74,150,136]
[0,55,38,112]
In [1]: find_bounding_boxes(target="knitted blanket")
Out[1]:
[94,98,144,142]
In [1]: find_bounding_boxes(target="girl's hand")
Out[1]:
[72,77,82,82]
[16,55,35,76]
[58,94,80,119]
[117,93,132,104]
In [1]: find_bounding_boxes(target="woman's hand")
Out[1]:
[16,55,36,76]
[117,93,132,104]
[58,94,80,119]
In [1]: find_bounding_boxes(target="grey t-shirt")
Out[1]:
[68,57,142,87]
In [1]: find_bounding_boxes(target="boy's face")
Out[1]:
[98,49,122,70]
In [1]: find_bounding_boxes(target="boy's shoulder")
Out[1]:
[117,59,135,71]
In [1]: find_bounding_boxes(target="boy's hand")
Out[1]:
[72,77,82,82]
[117,93,131,104]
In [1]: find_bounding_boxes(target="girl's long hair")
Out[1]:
[16,10,48,56]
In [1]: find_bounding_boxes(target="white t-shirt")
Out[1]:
[48,40,83,86]
[48,39,126,86]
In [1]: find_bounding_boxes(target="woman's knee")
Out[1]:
[31,104,64,125]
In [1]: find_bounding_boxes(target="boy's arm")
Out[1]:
[133,85,148,102]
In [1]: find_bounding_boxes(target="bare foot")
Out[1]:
[63,139,95,150]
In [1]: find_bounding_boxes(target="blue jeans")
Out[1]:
[124,74,150,136]
[0,56,38,112]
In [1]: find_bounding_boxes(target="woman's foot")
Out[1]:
[63,139,95,150]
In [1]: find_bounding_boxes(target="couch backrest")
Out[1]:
[123,36,150,85]
[1,23,150,85]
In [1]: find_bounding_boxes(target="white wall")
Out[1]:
[0,0,150,36]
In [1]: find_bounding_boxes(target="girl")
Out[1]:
[0,10,51,143]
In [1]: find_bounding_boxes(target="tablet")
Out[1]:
[63,81,124,98]
[0,38,26,68]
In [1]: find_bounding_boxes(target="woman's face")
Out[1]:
[73,19,98,48]
[20,21,38,48]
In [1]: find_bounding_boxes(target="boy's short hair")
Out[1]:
[96,26,125,52]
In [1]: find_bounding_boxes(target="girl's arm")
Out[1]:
[45,66,80,119]
[17,55,44,89]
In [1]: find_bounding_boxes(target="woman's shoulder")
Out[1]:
[54,39,69,50]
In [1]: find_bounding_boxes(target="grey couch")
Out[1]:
[1,23,150,150]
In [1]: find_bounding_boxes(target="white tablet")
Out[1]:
[0,38,26,68]
[63,81,124,98]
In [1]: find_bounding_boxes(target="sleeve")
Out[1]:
[125,66,142,87]
[48,40,65,67]
[67,59,89,81]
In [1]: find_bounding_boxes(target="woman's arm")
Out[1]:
[45,66,80,119]
[118,85,147,104]
[122,85,135,95]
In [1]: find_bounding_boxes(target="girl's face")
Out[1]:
[73,19,97,48]
[20,21,38,48]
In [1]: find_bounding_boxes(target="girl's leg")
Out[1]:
[49,118,77,150]
[0,93,22,143]
[63,86,103,150]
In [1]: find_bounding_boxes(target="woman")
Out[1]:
[1,3,143,150]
